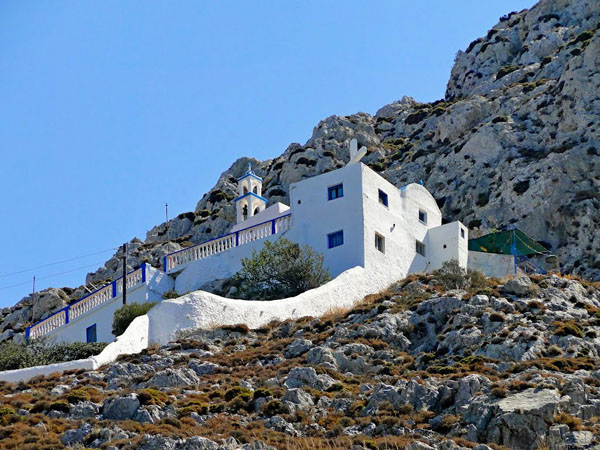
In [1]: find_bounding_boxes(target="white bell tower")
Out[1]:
[235,163,267,225]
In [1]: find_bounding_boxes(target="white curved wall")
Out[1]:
[0,264,395,383]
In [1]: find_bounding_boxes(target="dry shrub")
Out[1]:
[554,411,583,430]
[491,386,507,398]
[320,305,350,322]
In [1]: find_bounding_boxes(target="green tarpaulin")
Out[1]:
[468,228,547,256]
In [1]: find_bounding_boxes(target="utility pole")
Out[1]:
[165,203,169,242]
[122,243,128,305]
[511,225,517,275]
[32,276,36,302]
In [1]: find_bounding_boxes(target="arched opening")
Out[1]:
[242,204,248,220]
[243,186,248,194]
[254,207,260,216]
[253,185,258,194]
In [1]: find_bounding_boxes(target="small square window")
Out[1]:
[328,184,343,201]
[375,233,385,253]
[298,200,301,204]
[443,244,447,249]
[378,189,388,207]
[461,228,465,238]
[86,324,97,343]
[418,209,427,224]
[327,230,344,248]
[416,240,426,257]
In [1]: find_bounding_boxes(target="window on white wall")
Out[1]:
[416,240,426,256]
[328,184,343,200]
[418,209,427,224]
[327,230,344,248]
[378,189,388,207]
[375,233,385,253]
[461,228,465,238]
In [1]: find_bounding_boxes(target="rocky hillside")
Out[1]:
[1,0,599,340]
[1,273,599,449]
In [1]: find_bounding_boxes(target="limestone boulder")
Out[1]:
[486,388,560,448]
[502,277,533,296]
[102,394,141,420]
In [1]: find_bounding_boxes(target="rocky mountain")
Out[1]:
[1,273,599,449]
[1,0,599,340]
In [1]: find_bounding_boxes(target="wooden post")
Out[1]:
[165,203,169,242]
[122,243,128,305]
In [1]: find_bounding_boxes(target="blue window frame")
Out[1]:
[328,183,343,200]
[419,209,427,224]
[327,230,344,249]
[86,324,97,343]
[378,189,388,207]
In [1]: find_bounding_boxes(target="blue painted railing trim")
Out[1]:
[164,213,292,265]
[234,192,267,203]
[26,265,146,338]
[236,172,263,182]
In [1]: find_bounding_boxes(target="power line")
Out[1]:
[0,248,118,279]
[0,261,108,292]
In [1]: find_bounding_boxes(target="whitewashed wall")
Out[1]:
[0,314,149,383]
[175,163,469,293]
[426,221,469,271]
[150,265,397,344]
[359,166,442,279]
[286,163,366,277]
[468,251,516,278]
[174,233,287,294]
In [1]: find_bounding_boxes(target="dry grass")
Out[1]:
[319,305,351,322]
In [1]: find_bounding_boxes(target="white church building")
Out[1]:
[26,140,468,345]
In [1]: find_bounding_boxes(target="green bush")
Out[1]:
[0,406,17,426]
[224,386,252,402]
[112,302,157,336]
[49,400,70,413]
[0,340,107,372]
[233,239,330,300]
[261,399,289,416]
[253,388,273,400]
[431,260,489,291]
[138,388,168,406]
[554,320,584,338]
[66,388,91,404]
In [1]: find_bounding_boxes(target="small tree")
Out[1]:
[431,259,487,291]
[234,239,330,300]
[112,302,157,336]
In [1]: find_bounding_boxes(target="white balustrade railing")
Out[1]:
[238,221,272,245]
[26,265,147,341]
[164,213,292,273]
[116,267,144,295]
[275,214,292,234]
[29,309,67,340]
[70,284,113,321]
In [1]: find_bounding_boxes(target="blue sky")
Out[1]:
[0,1,534,308]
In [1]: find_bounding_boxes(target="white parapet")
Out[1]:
[164,213,292,274]
[0,262,398,383]
[148,264,398,345]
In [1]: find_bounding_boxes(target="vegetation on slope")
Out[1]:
[1,267,599,449]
